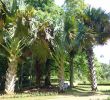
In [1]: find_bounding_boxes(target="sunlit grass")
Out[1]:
[0,85,110,100]
[0,95,56,100]
[0,92,58,100]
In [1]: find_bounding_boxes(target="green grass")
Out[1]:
[0,91,58,100]
[64,85,110,96]
[0,93,57,100]
[0,96,56,100]
[0,85,110,100]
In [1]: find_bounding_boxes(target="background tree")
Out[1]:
[64,0,86,88]
[52,34,68,92]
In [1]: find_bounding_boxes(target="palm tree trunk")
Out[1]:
[58,64,65,92]
[44,59,51,87]
[35,60,42,87]
[5,59,18,94]
[69,56,74,88]
[19,62,23,90]
[86,47,97,91]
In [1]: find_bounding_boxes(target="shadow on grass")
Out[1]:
[100,90,110,95]
[59,87,95,97]
[60,85,110,97]
[0,85,110,98]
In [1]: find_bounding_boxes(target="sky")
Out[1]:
[55,0,65,6]
[85,0,110,13]
[55,0,110,64]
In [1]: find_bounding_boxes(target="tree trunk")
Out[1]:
[69,57,74,88]
[19,62,23,90]
[58,64,65,92]
[35,60,42,87]
[86,47,97,91]
[5,59,18,94]
[44,59,51,87]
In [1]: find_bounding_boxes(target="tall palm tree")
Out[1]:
[52,37,67,92]
[31,37,51,87]
[77,7,110,91]
[64,15,78,88]
[76,24,97,91]
[64,0,86,88]
[28,0,64,87]
[0,0,37,94]
[2,38,26,94]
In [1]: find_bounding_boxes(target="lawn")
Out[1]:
[0,85,110,100]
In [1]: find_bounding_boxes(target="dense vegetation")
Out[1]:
[0,0,110,95]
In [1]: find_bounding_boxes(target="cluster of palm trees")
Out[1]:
[0,0,63,94]
[64,0,110,91]
[0,0,110,94]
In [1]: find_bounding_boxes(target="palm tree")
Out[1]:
[28,0,64,87]
[64,0,86,88]
[77,7,110,91]
[2,38,26,94]
[52,38,67,92]
[0,0,37,94]
[76,25,97,91]
[64,15,78,88]
[31,37,51,87]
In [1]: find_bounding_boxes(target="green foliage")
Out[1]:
[25,0,55,11]
[64,0,86,56]
[0,31,3,43]
[73,52,88,81]
[52,43,67,68]
[83,7,110,45]
[0,55,8,90]
[96,62,110,83]
[0,55,7,75]
[31,39,50,63]
[64,0,86,16]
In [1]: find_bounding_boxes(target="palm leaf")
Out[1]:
[31,38,50,63]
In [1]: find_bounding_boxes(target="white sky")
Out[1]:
[55,0,110,64]
[55,0,65,6]
[85,0,110,13]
